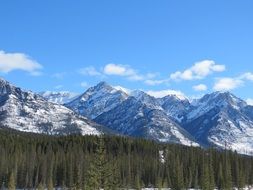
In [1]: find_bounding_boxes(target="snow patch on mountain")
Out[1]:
[187,91,247,121]
[65,82,128,119]
[146,89,187,100]
[40,91,79,104]
[113,85,132,94]
[0,78,106,135]
[183,91,253,154]
[95,96,199,146]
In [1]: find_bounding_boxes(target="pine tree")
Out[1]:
[156,177,163,190]
[172,156,184,190]
[201,162,210,190]
[107,159,120,190]
[238,169,245,190]
[224,157,232,190]
[47,177,54,190]
[134,173,141,190]
[217,163,224,189]
[209,159,215,190]
[37,183,44,190]
[193,168,199,189]
[8,172,15,190]
[86,136,115,190]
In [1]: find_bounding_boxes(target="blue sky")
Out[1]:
[0,0,253,102]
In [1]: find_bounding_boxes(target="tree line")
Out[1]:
[0,128,253,189]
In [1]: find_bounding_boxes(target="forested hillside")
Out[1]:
[0,128,253,190]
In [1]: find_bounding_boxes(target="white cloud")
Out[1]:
[239,72,253,81]
[146,72,159,79]
[55,85,63,89]
[193,84,207,91]
[103,63,153,82]
[211,64,226,72]
[127,74,144,81]
[212,72,253,92]
[80,63,182,86]
[170,60,225,81]
[79,63,166,85]
[103,63,134,76]
[247,98,253,106]
[146,89,187,99]
[80,82,89,88]
[0,50,42,74]
[78,64,164,86]
[213,78,243,91]
[79,66,102,76]
[144,80,163,86]
[52,72,66,79]
[103,63,142,80]
[170,70,193,80]
[29,71,43,76]
[144,79,169,86]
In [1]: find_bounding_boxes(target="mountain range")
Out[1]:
[0,78,109,136]
[1,77,253,154]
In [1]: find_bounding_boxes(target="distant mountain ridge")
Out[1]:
[66,81,253,154]
[0,78,110,136]
[2,78,253,154]
[39,91,79,104]
[183,91,253,153]
[65,82,128,119]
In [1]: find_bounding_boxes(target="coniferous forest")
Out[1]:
[0,128,253,190]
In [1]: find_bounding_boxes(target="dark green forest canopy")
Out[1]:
[0,128,253,189]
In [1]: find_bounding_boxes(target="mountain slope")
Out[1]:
[131,90,162,109]
[65,81,128,119]
[0,78,108,135]
[95,96,199,146]
[158,95,192,122]
[184,92,253,154]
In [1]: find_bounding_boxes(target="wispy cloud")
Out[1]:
[52,72,67,79]
[103,63,168,85]
[144,79,169,86]
[55,85,63,89]
[239,72,253,81]
[213,72,253,91]
[103,63,144,81]
[104,63,133,76]
[170,60,225,81]
[0,50,42,75]
[193,84,207,91]
[79,66,103,76]
[80,81,89,88]
[79,63,166,86]
[213,78,243,91]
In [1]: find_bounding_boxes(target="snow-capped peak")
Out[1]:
[187,91,247,121]
[130,90,162,109]
[0,78,108,136]
[65,81,129,119]
[198,91,246,109]
[113,85,132,95]
[246,98,253,106]
[146,90,188,100]
[39,91,79,104]
[0,77,15,95]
